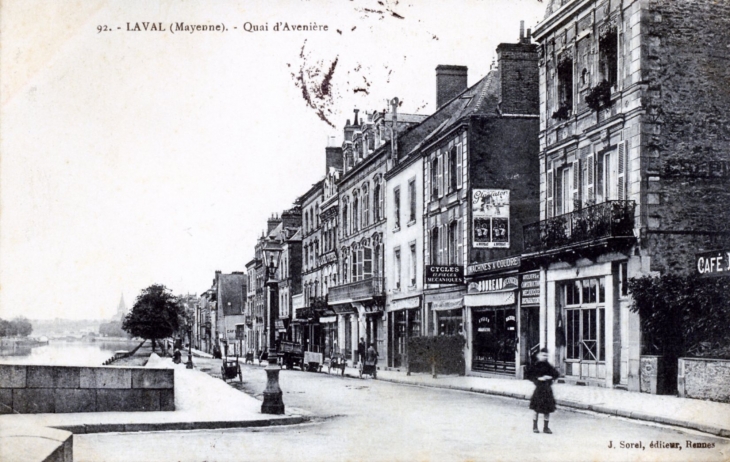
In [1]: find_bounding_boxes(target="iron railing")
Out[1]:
[328,277,384,303]
[523,200,635,254]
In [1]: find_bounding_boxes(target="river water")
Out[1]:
[0,340,140,367]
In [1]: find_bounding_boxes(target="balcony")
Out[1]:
[523,201,636,255]
[328,277,384,304]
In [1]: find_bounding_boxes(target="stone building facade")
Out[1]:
[528,0,730,390]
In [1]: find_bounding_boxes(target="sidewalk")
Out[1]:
[0,354,310,435]
[340,365,730,438]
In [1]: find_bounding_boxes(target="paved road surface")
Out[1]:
[75,357,730,461]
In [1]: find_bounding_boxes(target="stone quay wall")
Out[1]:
[0,365,174,414]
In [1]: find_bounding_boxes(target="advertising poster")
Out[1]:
[472,189,510,248]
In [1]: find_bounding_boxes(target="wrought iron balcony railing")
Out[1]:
[523,200,635,254]
[328,277,384,303]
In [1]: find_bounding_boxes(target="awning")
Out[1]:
[431,298,463,311]
[389,296,421,311]
[319,316,337,323]
[464,291,515,307]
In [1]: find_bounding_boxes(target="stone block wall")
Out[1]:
[0,365,174,414]
[677,357,730,403]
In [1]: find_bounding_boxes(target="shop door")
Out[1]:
[472,307,517,374]
[393,311,406,368]
[525,306,540,366]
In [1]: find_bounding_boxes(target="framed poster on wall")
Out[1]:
[472,189,510,248]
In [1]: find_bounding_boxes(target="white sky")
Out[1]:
[0,0,545,320]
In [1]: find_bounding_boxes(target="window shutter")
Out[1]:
[424,159,431,203]
[443,148,450,194]
[456,142,463,189]
[437,150,444,198]
[618,141,627,200]
[596,154,604,203]
[438,225,444,265]
[555,167,563,215]
[364,247,372,278]
[547,163,554,218]
[586,154,594,203]
[456,218,463,265]
[572,159,581,209]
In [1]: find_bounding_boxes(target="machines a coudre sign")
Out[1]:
[696,249,730,278]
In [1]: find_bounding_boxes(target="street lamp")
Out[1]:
[261,238,284,415]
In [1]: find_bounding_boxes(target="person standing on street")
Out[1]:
[528,348,560,434]
[357,338,366,365]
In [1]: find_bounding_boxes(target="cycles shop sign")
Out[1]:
[426,266,464,284]
[696,249,730,278]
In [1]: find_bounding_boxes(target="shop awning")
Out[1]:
[464,291,515,307]
[319,316,337,323]
[431,298,463,311]
[389,296,421,311]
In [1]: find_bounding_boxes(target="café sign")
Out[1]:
[426,266,464,284]
[696,249,730,278]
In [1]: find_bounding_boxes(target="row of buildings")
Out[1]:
[192,0,730,392]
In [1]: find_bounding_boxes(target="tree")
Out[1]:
[12,317,33,337]
[122,284,183,352]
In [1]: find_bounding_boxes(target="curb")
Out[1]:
[51,416,310,434]
[343,371,730,438]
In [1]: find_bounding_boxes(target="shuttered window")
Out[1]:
[617,141,627,200]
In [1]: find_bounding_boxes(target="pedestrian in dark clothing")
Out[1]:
[528,348,560,434]
[357,338,366,365]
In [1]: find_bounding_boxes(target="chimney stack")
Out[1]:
[496,22,538,115]
[267,213,281,233]
[326,146,343,172]
[435,65,468,109]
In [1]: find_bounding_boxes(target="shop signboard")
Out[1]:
[468,275,519,294]
[520,271,541,306]
[467,256,521,275]
[472,189,510,248]
[696,249,730,278]
[426,265,464,284]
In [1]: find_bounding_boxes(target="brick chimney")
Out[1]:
[266,214,281,233]
[436,65,468,109]
[496,22,539,115]
[326,146,343,172]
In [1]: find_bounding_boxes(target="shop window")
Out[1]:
[563,278,606,362]
[437,309,462,336]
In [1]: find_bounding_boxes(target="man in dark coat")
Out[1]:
[527,348,560,434]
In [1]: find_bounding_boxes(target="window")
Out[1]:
[351,248,359,281]
[394,187,401,229]
[373,183,382,221]
[363,246,373,279]
[353,196,360,231]
[362,185,369,227]
[449,146,458,192]
[431,157,439,199]
[557,55,574,111]
[342,202,349,237]
[408,179,416,223]
[409,243,417,287]
[430,227,440,265]
[394,248,401,290]
[599,27,618,88]
[342,251,349,283]
[563,278,606,362]
[448,221,458,264]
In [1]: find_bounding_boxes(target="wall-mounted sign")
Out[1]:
[426,266,464,284]
[696,250,730,278]
[468,276,519,294]
[472,189,510,248]
[467,256,521,275]
[520,271,541,306]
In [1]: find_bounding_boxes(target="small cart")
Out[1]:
[326,352,347,376]
[359,357,377,379]
[221,355,242,382]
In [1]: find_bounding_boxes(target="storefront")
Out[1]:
[425,289,465,336]
[387,296,422,368]
[465,274,519,375]
[519,271,541,371]
[332,302,357,362]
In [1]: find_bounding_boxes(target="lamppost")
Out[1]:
[261,238,284,414]
[185,318,194,369]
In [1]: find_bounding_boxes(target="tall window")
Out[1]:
[431,157,439,199]
[342,251,349,283]
[353,196,360,232]
[409,243,417,287]
[448,221,458,264]
[394,248,401,290]
[342,202,349,237]
[449,146,458,192]
[599,28,618,87]
[351,248,359,281]
[557,55,574,110]
[430,227,440,265]
[408,179,416,223]
[362,185,370,227]
[563,278,606,362]
[373,183,381,221]
[394,187,401,229]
